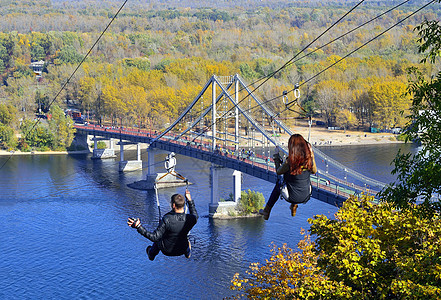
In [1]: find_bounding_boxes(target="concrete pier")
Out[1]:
[92,137,116,159]
[119,142,142,172]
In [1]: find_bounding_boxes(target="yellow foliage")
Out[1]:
[368,80,410,128]
[230,236,352,299]
[232,196,441,299]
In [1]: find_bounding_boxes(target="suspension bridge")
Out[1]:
[74,74,386,212]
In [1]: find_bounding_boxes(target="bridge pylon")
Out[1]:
[75,73,388,214]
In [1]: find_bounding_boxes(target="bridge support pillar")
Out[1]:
[210,164,219,205]
[120,140,124,162]
[209,166,240,218]
[147,147,155,175]
[143,146,157,186]
[119,142,142,172]
[92,137,116,159]
[232,170,241,202]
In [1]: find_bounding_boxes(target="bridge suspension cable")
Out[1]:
[142,0,436,182]
[175,0,427,134]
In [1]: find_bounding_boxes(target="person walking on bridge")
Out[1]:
[259,134,317,220]
[127,190,198,260]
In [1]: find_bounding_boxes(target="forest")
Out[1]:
[0,0,440,150]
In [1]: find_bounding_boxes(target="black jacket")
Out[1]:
[284,170,312,204]
[137,200,198,256]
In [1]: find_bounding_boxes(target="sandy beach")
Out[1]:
[289,124,403,147]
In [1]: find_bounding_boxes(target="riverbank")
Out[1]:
[0,149,90,156]
[0,125,404,156]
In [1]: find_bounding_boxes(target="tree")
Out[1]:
[0,124,17,149]
[78,76,98,120]
[0,103,17,126]
[381,19,441,216]
[313,80,350,127]
[231,196,441,299]
[335,109,357,131]
[368,80,410,129]
[57,45,82,64]
[20,119,54,151]
[231,236,351,299]
[47,105,76,150]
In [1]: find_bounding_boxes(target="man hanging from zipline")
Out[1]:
[127,189,198,260]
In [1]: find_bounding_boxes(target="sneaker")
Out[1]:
[185,241,191,259]
[146,246,155,261]
[290,203,298,217]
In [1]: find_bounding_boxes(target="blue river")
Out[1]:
[0,143,415,299]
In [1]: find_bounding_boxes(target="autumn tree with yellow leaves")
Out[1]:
[369,80,411,129]
[231,195,441,299]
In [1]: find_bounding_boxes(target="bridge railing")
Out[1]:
[76,124,380,200]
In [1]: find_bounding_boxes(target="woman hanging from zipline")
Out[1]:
[259,134,317,220]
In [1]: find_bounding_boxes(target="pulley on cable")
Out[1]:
[274,83,307,119]
[280,84,313,142]
[152,152,190,189]
[282,83,301,113]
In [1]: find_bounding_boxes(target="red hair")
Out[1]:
[287,134,312,175]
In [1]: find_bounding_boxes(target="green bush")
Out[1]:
[38,145,51,152]
[396,133,408,141]
[237,189,265,215]
[19,141,32,152]
[89,141,107,149]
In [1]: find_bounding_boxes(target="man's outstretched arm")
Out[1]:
[185,190,198,221]
[127,217,167,242]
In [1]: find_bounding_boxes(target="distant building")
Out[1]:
[30,60,45,78]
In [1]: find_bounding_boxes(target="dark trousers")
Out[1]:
[147,242,160,259]
[147,241,191,258]
[267,180,282,208]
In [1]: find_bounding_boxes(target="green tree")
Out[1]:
[0,103,17,126]
[57,45,82,64]
[48,105,76,150]
[381,19,441,216]
[237,189,265,215]
[0,123,17,149]
[31,44,45,61]
[20,119,54,151]
[231,196,441,299]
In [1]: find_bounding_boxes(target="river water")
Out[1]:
[0,143,415,299]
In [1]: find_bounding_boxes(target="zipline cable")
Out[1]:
[141,0,437,175]
[0,0,129,172]
[25,0,129,139]
[135,0,367,169]
[7,1,432,199]
[240,0,438,117]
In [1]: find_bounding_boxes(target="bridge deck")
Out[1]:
[75,124,375,207]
